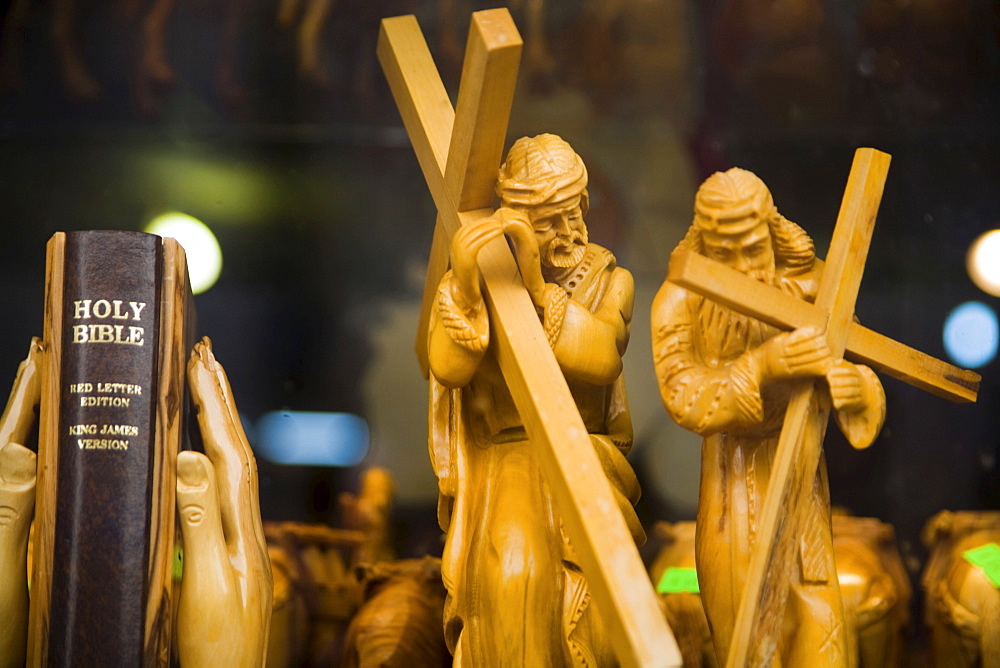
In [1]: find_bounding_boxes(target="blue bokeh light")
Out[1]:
[943,301,999,369]
[254,411,370,466]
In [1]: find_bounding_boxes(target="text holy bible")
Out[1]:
[28,230,194,666]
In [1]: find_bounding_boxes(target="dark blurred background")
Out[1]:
[1,0,998,640]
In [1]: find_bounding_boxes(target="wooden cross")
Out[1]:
[666,148,980,666]
[377,9,681,667]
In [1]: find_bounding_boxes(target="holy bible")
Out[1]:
[28,230,194,666]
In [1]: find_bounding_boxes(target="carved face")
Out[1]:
[702,220,775,282]
[527,191,589,270]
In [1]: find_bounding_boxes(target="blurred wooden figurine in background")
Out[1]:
[649,521,716,668]
[921,510,1000,668]
[831,512,912,668]
[429,134,640,665]
[649,516,912,667]
[340,466,395,566]
[264,467,397,666]
[341,556,450,668]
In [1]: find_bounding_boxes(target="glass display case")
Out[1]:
[1,0,997,655]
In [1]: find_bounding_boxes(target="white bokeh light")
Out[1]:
[967,229,1000,297]
[145,213,222,294]
[943,301,999,369]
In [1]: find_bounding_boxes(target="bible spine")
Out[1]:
[47,231,162,665]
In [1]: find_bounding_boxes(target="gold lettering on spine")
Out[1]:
[80,396,132,408]
[71,298,147,345]
[76,439,130,450]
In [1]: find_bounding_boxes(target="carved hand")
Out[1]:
[0,339,43,668]
[497,207,546,307]
[826,359,869,414]
[449,216,505,314]
[177,337,272,667]
[758,325,833,382]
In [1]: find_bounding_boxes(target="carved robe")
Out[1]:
[651,253,885,665]
[429,243,640,667]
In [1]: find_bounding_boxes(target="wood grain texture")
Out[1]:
[144,238,192,666]
[27,232,65,668]
[726,148,891,667]
[379,10,681,667]
[667,250,980,403]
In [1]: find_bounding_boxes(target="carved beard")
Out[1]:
[542,230,588,269]
[699,266,778,360]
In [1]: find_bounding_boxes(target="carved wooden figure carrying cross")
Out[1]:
[657,148,980,666]
[377,8,681,667]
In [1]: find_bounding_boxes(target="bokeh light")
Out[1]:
[966,229,1000,297]
[943,301,999,368]
[144,212,222,294]
[254,411,370,466]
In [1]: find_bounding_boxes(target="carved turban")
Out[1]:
[496,134,589,209]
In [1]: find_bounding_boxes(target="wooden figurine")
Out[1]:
[340,466,396,566]
[649,521,716,668]
[426,132,642,665]
[276,0,334,90]
[831,512,912,668]
[341,556,450,668]
[266,539,310,668]
[652,151,980,666]
[264,469,397,667]
[921,510,1000,668]
[379,9,680,666]
[264,521,365,665]
[649,516,912,668]
[0,340,43,668]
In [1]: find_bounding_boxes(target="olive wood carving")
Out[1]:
[651,150,979,666]
[1,337,272,667]
[176,337,272,667]
[0,340,42,668]
[378,9,679,667]
[650,517,911,667]
[921,510,1000,668]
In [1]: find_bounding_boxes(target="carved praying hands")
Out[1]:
[0,339,42,668]
[177,337,272,667]
[0,337,271,667]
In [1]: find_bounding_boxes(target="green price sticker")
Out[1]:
[173,545,184,581]
[656,567,700,594]
[962,542,1000,589]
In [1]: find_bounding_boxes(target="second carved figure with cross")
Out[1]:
[429,134,641,666]
[651,168,887,664]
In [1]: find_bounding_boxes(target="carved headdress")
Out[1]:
[678,167,816,273]
[496,134,589,211]
[694,167,775,235]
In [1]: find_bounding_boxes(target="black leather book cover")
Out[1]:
[48,230,162,666]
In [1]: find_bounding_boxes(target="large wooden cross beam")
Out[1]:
[377,9,681,667]
[667,148,980,666]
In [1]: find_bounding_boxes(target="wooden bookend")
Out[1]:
[28,232,193,667]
